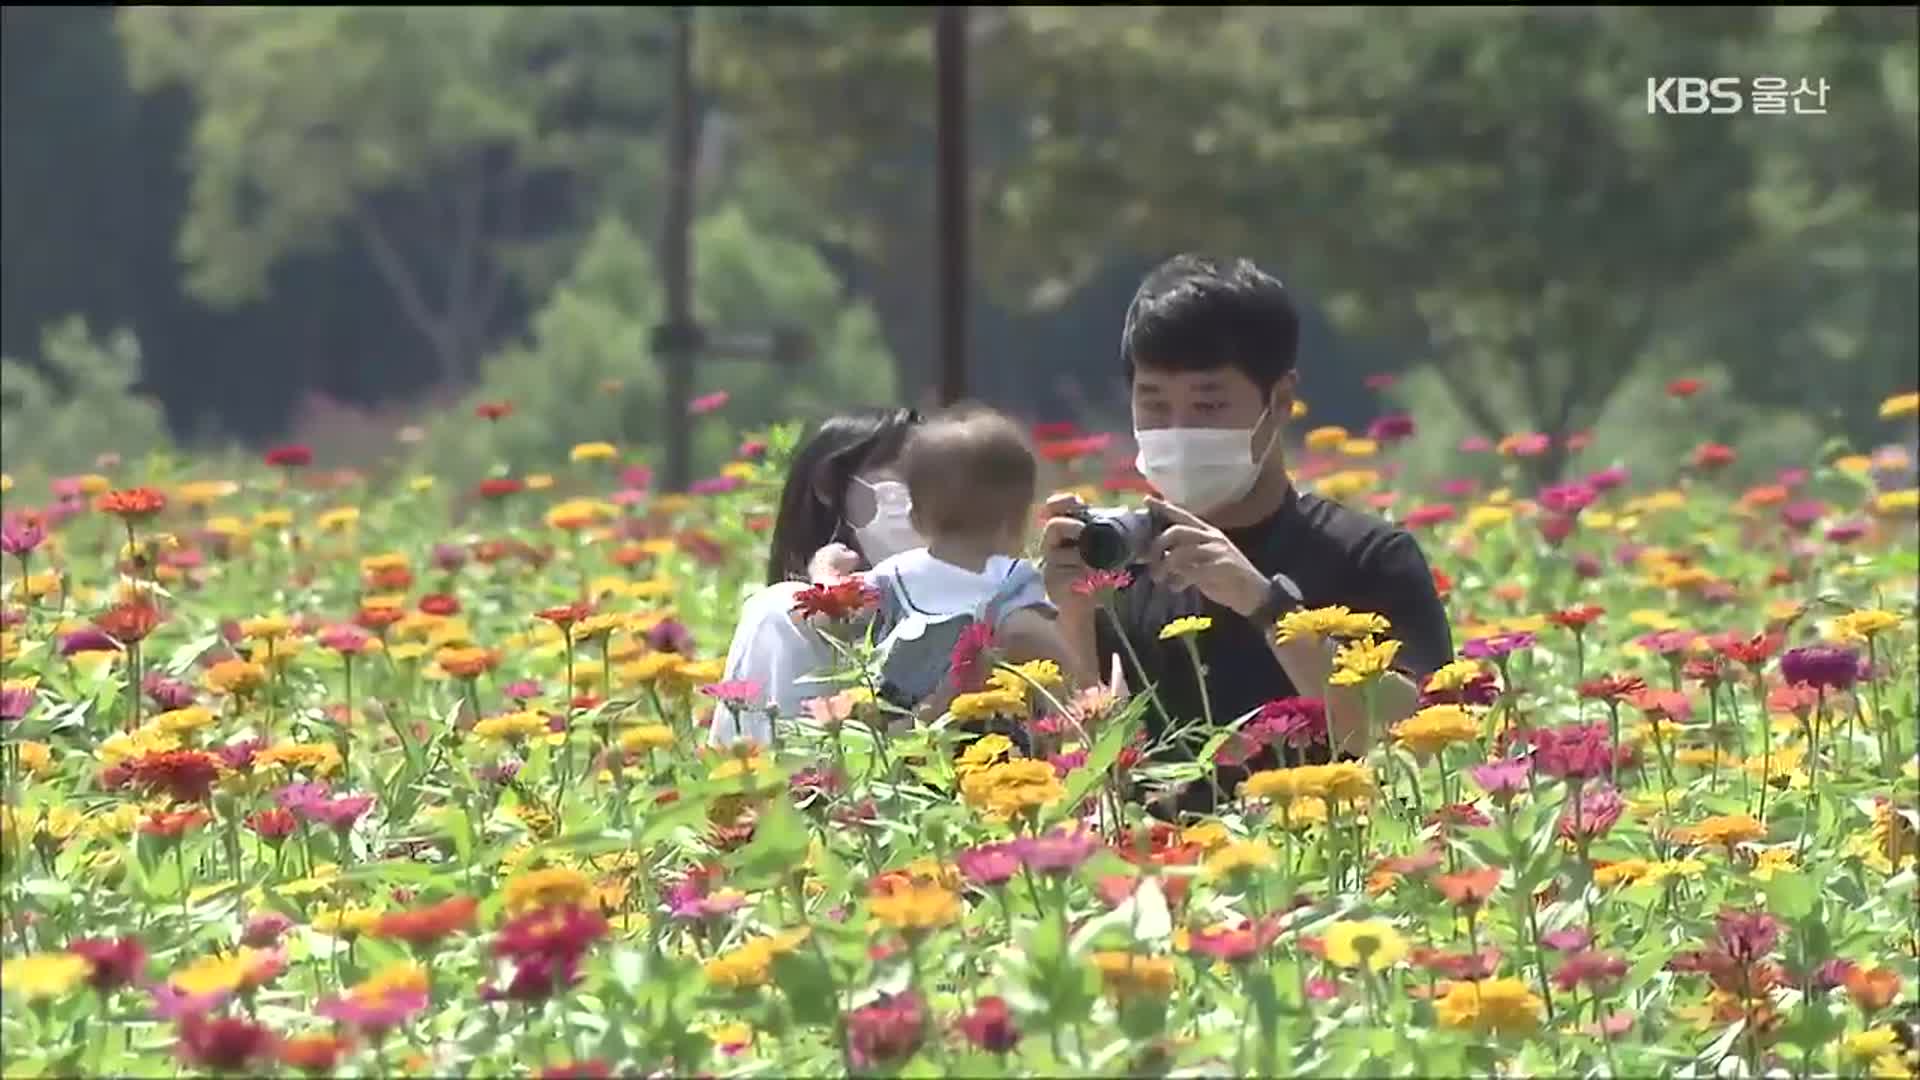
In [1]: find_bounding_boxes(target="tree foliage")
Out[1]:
[0,317,171,476]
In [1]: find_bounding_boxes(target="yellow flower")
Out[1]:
[309,907,385,939]
[526,474,555,491]
[243,615,296,642]
[1241,766,1325,803]
[1641,859,1706,887]
[1158,616,1214,641]
[950,687,1028,723]
[1592,859,1650,888]
[1835,454,1873,476]
[504,867,594,914]
[1276,605,1390,645]
[99,726,181,766]
[204,659,269,697]
[1329,636,1400,686]
[869,880,961,934]
[253,509,294,531]
[152,706,217,737]
[1323,919,1408,971]
[77,474,111,495]
[1462,505,1514,535]
[1874,489,1918,516]
[1749,846,1796,882]
[570,442,618,463]
[955,734,1015,779]
[1090,951,1177,1001]
[1830,609,1903,644]
[996,659,1063,691]
[0,473,9,494]
[472,712,549,743]
[3,953,91,1000]
[176,480,239,507]
[254,742,342,777]
[1847,1028,1902,1064]
[1392,704,1481,758]
[1203,840,1277,881]
[1316,469,1382,502]
[1435,977,1544,1036]
[546,499,616,531]
[270,863,342,899]
[1423,660,1487,693]
[959,759,1065,823]
[618,652,684,688]
[1881,392,1920,419]
[315,507,360,532]
[620,725,675,753]
[353,962,429,1001]
[409,475,436,493]
[17,742,52,777]
[1870,1053,1919,1080]
[1305,426,1350,452]
[1674,814,1766,848]
[1273,796,1329,830]
[702,945,772,992]
[1181,821,1232,851]
[1340,438,1378,458]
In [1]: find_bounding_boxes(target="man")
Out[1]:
[1041,254,1454,817]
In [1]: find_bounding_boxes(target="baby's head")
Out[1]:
[899,404,1038,555]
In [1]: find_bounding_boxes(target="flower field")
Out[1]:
[2,394,1918,1079]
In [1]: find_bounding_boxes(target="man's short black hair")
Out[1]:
[1120,254,1300,395]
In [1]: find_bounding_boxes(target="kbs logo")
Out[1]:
[1647,77,1744,115]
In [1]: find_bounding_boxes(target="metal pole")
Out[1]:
[661,5,698,492]
[935,5,969,406]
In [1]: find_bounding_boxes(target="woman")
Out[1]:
[706,407,923,747]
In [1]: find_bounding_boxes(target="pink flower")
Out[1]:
[1529,724,1619,782]
[847,991,926,1069]
[688,391,730,416]
[689,475,743,496]
[948,622,997,694]
[317,988,426,1037]
[955,995,1020,1053]
[1459,436,1492,454]
[1011,825,1102,877]
[305,794,374,832]
[956,843,1022,888]
[700,680,764,711]
[317,625,373,654]
[242,912,293,948]
[1538,483,1598,516]
[1715,910,1781,963]
[0,512,46,556]
[1402,504,1457,529]
[1468,758,1530,803]
[1367,413,1416,443]
[1558,785,1624,842]
[1552,950,1628,993]
[1305,977,1341,1001]
[1541,928,1593,952]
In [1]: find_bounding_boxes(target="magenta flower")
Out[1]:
[1467,758,1530,803]
[1253,697,1328,750]
[60,629,120,656]
[476,760,522,786]
[1825,520,1868,544]
[1715,910,1781,963]
[275,782,332,815]
[148,983,231,1021]
[847,991,926,1070]
[789,766,845,805]
[699,679,763,711]
[242,912,293,948]
[1420,672,1500,708]
[430,543,467,572]
[1538,483,1598,516]
[1558,784,1624,842]
[1305,977,1341,1001]
[1529,724,1618,782]
[482,954,582,1004]
[955,995,1021,1053]
[0,683,34,723]
[688,391,731,416]
[689,475,742,496]
[1049,749,1089,776]
[1780,645,1859,691]
[1012,825,1102,877]
[1552,950,1629,993]
[956,842,1022,888]
[143,673,197,711]
[1780,501,1826,531]
[317,988,427,1036]
[0,512,46,556]
[1459,437,1492,454]
[646,619,695,654]
[1542,927,1593,952]
[502,680,541,702]
[1367,413,1417,443]
[610,488,646,508]
[215,739,263,773]
[1635,630,1699,658]
[621,465,653,490]
[1462,633,1536,660]
[1439,478,1478,499]
[306,794,374,832]
[1776,467,1809,489]
[317,624,372,653]
[1586,465,1630,492]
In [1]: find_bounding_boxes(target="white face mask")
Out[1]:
[1134,408,1277,513]
[849,478,924,562]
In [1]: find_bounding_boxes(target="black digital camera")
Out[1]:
[1070,505,1169,571]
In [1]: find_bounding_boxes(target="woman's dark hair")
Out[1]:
[765,407,920,585]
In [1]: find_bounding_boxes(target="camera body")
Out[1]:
[1072,505,1167,571]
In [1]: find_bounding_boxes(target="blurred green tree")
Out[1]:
[115,6,673,389]
[0,317,171,477]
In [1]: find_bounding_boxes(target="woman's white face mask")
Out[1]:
[1134,407,1278,513]
[849,477,924,562]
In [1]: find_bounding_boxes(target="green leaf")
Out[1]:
[724,795,809,887]
[770,946,839,1026]
[1762,870,1816,921]
[1051,705,1141,824]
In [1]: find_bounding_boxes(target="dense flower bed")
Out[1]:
[1,393,1917,1078]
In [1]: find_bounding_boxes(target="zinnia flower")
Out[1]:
[1090,952,1178,1001]
[176,1015,279,1073]
[68,936,148,992]
[791,578,880,622]
[869,880,961,936]
[1323,920,1408,971]
[263,445,313,468]
[847,991,926,1069]
[95,487,168,522]
[372,896,479,948]
[956,842,1022,887]
[1779,645,1859,690]
[1189,917,1285,964]
[1553,950,1628,993]
[3,952,93,1001]
[1435,977,1545,1036]
[1011,825,1102,877]
[955,995,1020,1052]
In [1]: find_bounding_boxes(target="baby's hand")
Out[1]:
[808,542,862,584]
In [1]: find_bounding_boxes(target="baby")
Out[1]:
[862,404,1092,720]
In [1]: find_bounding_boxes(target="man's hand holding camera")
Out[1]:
[1140,497,1270,618]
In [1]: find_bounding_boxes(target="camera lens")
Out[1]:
[1077,519,1132,571]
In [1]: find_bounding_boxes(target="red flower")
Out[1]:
[1071,569,1134,598]
[539,1063,613,1080]
[1431,567,1452,600]
[955,995,1021,1052]
[1666,377,1704,398]
[1692,443,1737,470]
[790,577,880,622]
[1037,434,1115,463]
[1411,946,1502,981]
[139,807,211,840]
[475,401,514,421]
[419,594,460,617]
[130,750,222,803]
[95,487,168,521]
[1714,632,1782,668]
[279,1034,353,1076]
[1578,674,1646,703]
[69,936,147,991]
[947,621,997,694]
[1188,917,1284,964]
[373,896,478,948]
[96,600,165,644]
[478,478,523,499]
[364,566,412,591]
[494,905,609,964]
[1548,605,1605,632]
[1031,421,1080,441]
[536,603,594,631]
[1403,504,1457,529]
[1432,866,1503,908]
[177,1015,279,1074]
[847,991,926,1069]
[263,445,313,468]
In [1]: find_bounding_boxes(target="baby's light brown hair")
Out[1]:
[899,404,1038,544]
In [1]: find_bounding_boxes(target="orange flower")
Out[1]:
[436,647,499,680]
[371,896,479,948]
[95,487,168,521]
[1845,966,1903,1013]
[1433,867,1503,908]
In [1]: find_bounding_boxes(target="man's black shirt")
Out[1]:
[1092,484,1454,814]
